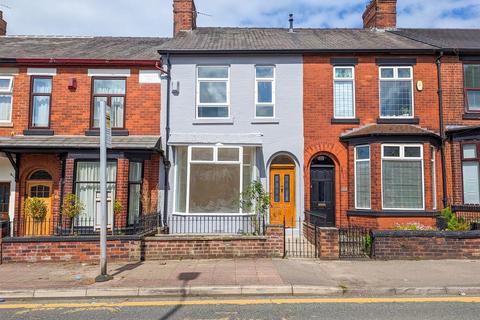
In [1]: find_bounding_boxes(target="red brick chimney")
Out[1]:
[362,0,397,30]
[0,11,7,36]
[173,0,197,36]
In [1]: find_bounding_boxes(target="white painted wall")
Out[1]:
[160,55,304,223]
[0,153,16,221]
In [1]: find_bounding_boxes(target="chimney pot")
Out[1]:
[0,11,7,36]
[362,0,397,30]
[173,0,197,37]
[288,14,294,33]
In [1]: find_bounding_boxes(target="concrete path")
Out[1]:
[0,259,479,298]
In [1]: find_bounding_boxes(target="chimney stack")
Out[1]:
[362,0,397,30]
[173,0,197,37]
[288,14,294,33]
[0,11,6,36]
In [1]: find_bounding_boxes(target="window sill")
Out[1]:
[376,118,419,124]
[85,129,129,136]
[192,119,234,125]
[23,129,54,136]
[0,122,13,128]
[251,119,280,124]
[347,209,439,217]
[331,118,360,124]
[462,113,480,120]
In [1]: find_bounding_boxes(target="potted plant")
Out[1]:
[239,181,271,235]
[24,197,48,234]
[62,193,85,234]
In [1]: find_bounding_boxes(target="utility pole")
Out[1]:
[95,101,112,283]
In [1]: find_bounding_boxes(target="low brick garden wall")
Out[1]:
[143,225,284,260]
[303,222,340,259]
[0,236,142,263]
[372,230,480,260]
[0,225,284,263]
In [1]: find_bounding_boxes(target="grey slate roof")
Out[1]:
[0,135,162,151]
[157,27,436,53]
[0,36,168,60]
[393,29,480,51]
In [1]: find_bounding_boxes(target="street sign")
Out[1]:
[105,105,112,149]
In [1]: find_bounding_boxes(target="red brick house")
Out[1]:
[304,1,443,229]
[392,30,480,218]
[0,18,165,234]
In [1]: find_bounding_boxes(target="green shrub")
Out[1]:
[441,207,471,231]
[394,222,435,231]
[62,194,85,219]
[24,197,48,221]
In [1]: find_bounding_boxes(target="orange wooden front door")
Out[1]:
[270,165,296,228]
[25,181,53,236]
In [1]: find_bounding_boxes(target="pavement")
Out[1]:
[0,259,480,299]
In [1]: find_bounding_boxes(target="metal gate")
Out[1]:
[339,227,372,258]
[283,216,319,258]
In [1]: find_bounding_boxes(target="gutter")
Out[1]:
[0,58,159,67]
[162,53,172,228]
[436,51,448,208]
[157,48,438,55]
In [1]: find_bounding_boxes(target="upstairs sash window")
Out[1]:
[30,77,52,128]
[464,64,480,112]
[197,66,230,118]
[255,66,275,118]
[333,67,355,118]
[0,76,13,123]
[379,67,414,118]
[92,78,126,128]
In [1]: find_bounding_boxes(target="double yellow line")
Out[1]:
[1,296,480,310]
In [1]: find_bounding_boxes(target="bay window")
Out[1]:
[462,143,480,204]
[464,64,480,112]
[382,144,424,210]
[333,66,355,118]
[379,67,414,118]
[0,76,13,124]
[92,78,126,128]
[74,161,117,225]
[197,66,229,118]
[255,66,275,118]
[30,77,52,128]
[175,146,255,214]
[355,146,370,209]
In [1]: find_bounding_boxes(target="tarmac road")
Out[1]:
[0,296,479,320]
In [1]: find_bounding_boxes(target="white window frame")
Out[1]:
[0,76,14,124]
[381,144,425,210]
[173,145,257,215]
[354,145,371,209]
[379,66,415,119]
[431,146,437,210]
[196,66,230,119]
[255,65,276,119]
[333,66,355,119]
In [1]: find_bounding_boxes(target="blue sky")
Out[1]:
[1,0,479,37]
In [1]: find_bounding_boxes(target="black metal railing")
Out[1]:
[339,227,372,258]
[304,211,328,227]
[6,213,159,238]
[167,215,266,235]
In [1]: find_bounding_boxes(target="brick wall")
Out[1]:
[0,66,160,137]
[1,237,141,263]
[372,230,480,260]
[143,225,284,260]
[304,54,440,228]
[303,223,339,259]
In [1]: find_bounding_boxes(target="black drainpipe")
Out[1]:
[436,51,448,208]
[162,53,172,228]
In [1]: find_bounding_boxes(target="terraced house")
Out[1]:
[0,23,165,234]
[1,0,480,248]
